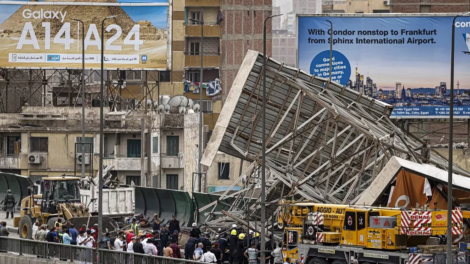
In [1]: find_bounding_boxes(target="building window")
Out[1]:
[126,176,141,186]
[159,71,170,82]
[202,100,213,113]
[152,137,159,153]
[6,136,20,155]
[188,72,201,82]
[30,137,48,153]
[127,139,141,158]
[218,163,230,180]
[189,42,200,55]
[166,136,179,156]
[76,137,93,153]
[166,174,178,190]
[190,12,201,25]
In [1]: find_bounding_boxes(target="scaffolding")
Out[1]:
[198,50,470,232]
[0,68,161,113]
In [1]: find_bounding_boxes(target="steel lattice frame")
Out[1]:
[0,68,161,113]
[199,50,470,231]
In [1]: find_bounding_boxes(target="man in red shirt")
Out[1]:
[91,224,98,242]
[126,230,136,244]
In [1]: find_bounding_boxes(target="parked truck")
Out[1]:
[278,201,469,264]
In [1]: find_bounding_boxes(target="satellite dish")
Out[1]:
[164,104,170,114]
[153,101,159,109]
[193,104,200,112]
[157,105,165,113]
[187,109,195,114]
[178,106,186,114]
[188,99,194,108]
[146,99,152,107]
[160,95,170,105]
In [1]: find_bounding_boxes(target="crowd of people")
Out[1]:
[0,212,292,264]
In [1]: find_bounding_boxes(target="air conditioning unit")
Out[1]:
[77,154,90,165]
[28,154,41,164]
[383,0,390,6]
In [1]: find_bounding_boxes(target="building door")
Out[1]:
[166,174,178,190]
[166,136,179,156]
[127,139,141,157]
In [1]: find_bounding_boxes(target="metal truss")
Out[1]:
[199,51,470,231]
[0,68,161,113]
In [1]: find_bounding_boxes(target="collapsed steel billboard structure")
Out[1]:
[199,50,470,230]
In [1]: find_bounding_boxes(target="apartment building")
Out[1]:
[323,0,390,13]
[0,0,271,193]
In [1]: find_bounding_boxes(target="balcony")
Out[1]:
[185,54,220,68]
[161,153,184,169]
[185,0,222,7]
[186,25,222,38]
[0,155,20,169]
[103,155,142,171]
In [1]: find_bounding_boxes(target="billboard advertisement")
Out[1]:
[297,15,470,119]
[0,1,168,69]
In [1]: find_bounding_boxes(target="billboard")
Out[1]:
[0,1,169,69]
[297,15,470,119]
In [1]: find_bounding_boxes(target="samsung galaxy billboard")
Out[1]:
[0,0,169,69]
[297,15,470,118]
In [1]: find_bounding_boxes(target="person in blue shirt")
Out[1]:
[101,232,111,249]
[62,228,71,245]
[69,224,78,245]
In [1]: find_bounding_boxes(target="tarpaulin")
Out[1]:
[387,170,428,209]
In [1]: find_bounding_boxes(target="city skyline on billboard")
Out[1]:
[0,0,169,69]
[297,15,470,118]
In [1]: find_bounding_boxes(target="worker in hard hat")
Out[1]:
[244,230,253,249]
[190,222,201,238]
[237,233,247,264]
[253,232,260,249]
[229,229,238,264]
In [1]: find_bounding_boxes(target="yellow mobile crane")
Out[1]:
[277,201,469,264]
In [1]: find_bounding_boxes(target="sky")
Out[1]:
[298,16,470,90]
[0,0,168,28]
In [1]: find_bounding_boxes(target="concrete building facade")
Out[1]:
[0,0,272,193]
[390,0,470,13]
[323,0,390,13]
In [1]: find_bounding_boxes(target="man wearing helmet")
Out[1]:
[190,222,201,238]
[229,229,238,264]
[2,189,16,219]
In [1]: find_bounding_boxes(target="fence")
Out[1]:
[0,236,199,264]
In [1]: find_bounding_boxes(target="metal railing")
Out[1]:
[0,237,200,264]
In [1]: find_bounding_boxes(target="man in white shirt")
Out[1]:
[114,236,124,251]
[127,237,135,264]
[76,230,90,264]
[202,249,217,263]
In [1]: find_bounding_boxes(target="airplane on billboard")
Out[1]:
[464,33,470,55]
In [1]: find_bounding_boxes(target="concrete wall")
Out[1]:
[324,0,390,13]
[183,113,200,193]
[391,0,470,13]
[435,149,470,173]
[0,253,62,264]
[205,152,248,188]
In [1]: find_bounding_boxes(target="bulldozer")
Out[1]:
[14,176,118,239]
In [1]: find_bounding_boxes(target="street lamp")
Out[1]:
[98,14,117,245]
[189,8,204,192]
[72,18,86,180]
[262,13,282,264]
[448,11,470,264]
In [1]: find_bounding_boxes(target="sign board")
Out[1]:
[0,1,169,69]
[297,15,470,119]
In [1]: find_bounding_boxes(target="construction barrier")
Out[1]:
[0,173,32,207]
[134,187,195,227]
[135,187,238,227]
